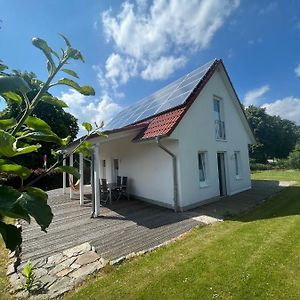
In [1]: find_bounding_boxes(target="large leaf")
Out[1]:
[41,95,68,108]
[0,163,31,179]
[0,60,8,72]
[0,118,17,130]
[13,144,41,156]
[61,69,79,78]
[0,130,16,157]
[25,131,64,145]
[17,188,53,232]
[0,75,30,95]
[55,165,80,179]
[0,185,31,221]
[32,38,56,75]
[0,221,22,251]
[25,116,52,133]
[56,78,95,96]
[1,92,22,105]
[82,122,92,132]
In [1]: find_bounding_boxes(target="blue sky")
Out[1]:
[1,0,300,136]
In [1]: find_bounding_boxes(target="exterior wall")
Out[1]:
[172,69,252,209]
[98,136,178,208]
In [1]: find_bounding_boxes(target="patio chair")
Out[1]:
[100,178,110,204]
[116,176,129,201]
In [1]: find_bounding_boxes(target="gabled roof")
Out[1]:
[104,59,220,141]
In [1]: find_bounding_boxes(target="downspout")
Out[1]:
[155,137,180,212]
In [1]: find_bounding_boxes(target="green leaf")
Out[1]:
[0,60,8,72]
[0,221,22,251]
[61,69,79,78]
[17,188,53,232]
[54,165,80,179]
[56,78,95,96]
[24,132,64,145]
[0,130,16,157]
[59,33,71,47]
[0,163,31,179]
[66,48,85,62]
[0,185,30,221]
[13,144,41,156]
[32,38,56,75]
[0,118,17,130]
[25,116,52,133]
[41,95,68,108]
[1,92,22,105]
[79,85,95,96]
[0,75,30,95]
[82,122,92,132]
[24,187,48,203]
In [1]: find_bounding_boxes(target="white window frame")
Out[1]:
[213,96,226,140]
[198,151,208,187]
[234,151,242,179]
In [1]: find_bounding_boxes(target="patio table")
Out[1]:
[107,182,124,204]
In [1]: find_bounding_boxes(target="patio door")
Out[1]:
[217,152,227,196]
[112,158,119,183]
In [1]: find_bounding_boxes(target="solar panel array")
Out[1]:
[104,59,216,131]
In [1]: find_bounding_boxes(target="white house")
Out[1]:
[66,59,255,215]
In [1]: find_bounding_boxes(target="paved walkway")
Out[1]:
[20,180,288,264]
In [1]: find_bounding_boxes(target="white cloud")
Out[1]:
[101,0,240,84]
[244,85,270,107]
[294,64,300,76]
[262,97,300,125]
[105,53,138,85]
[259,2,278,15]
[141,56,186,80]
[61,90,122,137]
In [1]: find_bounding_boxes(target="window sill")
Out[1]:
[216,138,227,142]
[235,176,243,180]
[199,182,209,188]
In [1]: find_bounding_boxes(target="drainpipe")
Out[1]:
[155,137,180,212]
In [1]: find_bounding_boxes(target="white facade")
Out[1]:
[86,64,255,211]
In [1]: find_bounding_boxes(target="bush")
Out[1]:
[250,163,274,171]
[287,144,300,169]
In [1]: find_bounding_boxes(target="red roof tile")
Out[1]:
[132,106,186,141]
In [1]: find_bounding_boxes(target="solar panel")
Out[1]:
[104,59,216,131]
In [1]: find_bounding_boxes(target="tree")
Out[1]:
[287,143,300,169]
[0,35,103,251]
[245,106,300,162]
[0,71,79,168]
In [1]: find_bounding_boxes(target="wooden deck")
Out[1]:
[21,180,285,263]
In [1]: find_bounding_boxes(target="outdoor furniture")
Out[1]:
[100,179,110,204]
[115,176,129,201]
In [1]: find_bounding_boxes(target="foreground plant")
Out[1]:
[0,35,102,251]
[21,260,37,292]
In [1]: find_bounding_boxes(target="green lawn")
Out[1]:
[65,171,300,300]
[1,170,299,300]
[251,169,300,181]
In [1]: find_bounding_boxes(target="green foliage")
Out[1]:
[22,260,37,292]
[245,106,300,162]
[54,165,80,179]
[0,34,101,252]
[287,144,300,169]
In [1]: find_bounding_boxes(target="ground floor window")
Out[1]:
[198,152,208,186]
[234,151,241,179]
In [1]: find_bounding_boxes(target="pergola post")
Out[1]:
[93,144,101,217]
[79,153,84,206]
[69,153,74,199]
[62,154,66,194]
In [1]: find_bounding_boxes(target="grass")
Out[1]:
[64,171,300,300]
[251,169,300,181]
[0,170,299,300]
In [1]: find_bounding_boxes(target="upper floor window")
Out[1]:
[213,98,226,140]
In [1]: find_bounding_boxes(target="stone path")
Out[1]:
[8,179,293,298]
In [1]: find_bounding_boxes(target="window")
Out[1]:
[198,152,208,186]
[234,151,241,179]
[213,98,226,140]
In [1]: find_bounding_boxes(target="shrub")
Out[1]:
[287,144,300,169]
